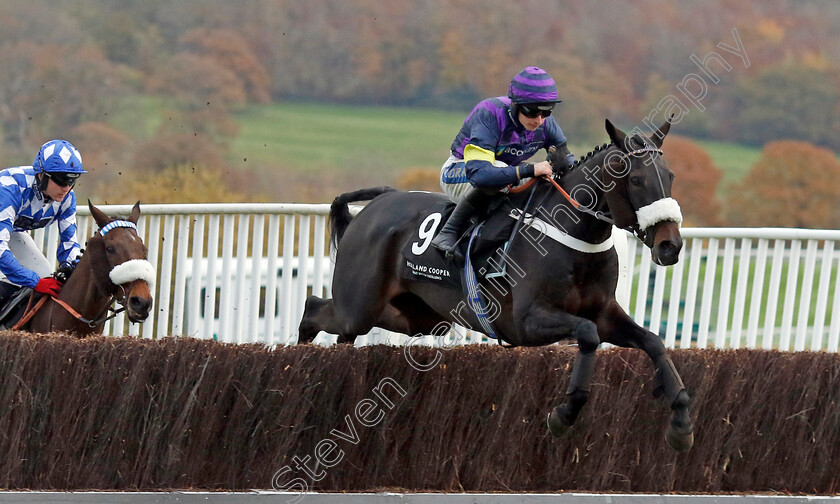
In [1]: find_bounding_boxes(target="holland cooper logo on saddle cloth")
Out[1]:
[401,201,461,288]
[400,200,519,289]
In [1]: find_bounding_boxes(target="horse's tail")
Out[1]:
[329,186,397,250]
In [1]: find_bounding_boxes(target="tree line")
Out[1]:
[0,0,838,227]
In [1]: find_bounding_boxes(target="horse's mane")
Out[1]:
[571,143,613,170]
[557,132,652,185]
[74,231,115,295]
[565,133,650,175]
[508,143,616,205]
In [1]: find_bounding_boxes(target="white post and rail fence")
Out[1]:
[29,203,840,353]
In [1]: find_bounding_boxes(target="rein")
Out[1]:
[509,170,614,224]
[12,280,131,331]
[11,295,48,330]
[544,175,616,226]
[539,145,666,241]
[14,218,152,331]
[51,291,128,327]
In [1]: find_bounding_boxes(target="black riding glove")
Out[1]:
[55,260,78,283]
[516,163,535,180]
[547,144,573,177]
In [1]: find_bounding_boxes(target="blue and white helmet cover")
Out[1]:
[33,139,86,174]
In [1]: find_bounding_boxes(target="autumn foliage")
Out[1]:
[394,167,442,193]
[1,2,840,207]
[663,135,723,226]
[179,28,271,105]
[726,141,840,228]
[98,164,254,205]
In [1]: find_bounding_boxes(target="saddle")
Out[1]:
[0,264,76,331]
[400,195,532,345]
[0,285,34,330]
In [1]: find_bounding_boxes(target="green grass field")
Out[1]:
[229,101,761,181]
[108,95,165,140]
[695,139,762,187]
[108,98,763,200]
[231,102,465,175]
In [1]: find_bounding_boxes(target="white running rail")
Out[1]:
[30,204,840,352]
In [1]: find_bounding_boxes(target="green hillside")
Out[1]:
[695,139,762,186]
[229,102,760,196]
[229,102,653,173]
[230,102,465,175]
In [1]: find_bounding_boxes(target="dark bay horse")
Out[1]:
[299,119,694,451]
[19,201,155,337]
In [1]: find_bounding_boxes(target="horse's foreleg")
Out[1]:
[547,319,600,436]
[600,302,694,451]
[518,305,600,436]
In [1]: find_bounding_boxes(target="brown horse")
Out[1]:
[20,201,155,337]
[299,119,694,451]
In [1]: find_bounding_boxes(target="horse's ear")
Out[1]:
[128,201,141,224]
[649,116,672,148]
[605,119,628,152]
[88,200,111,228]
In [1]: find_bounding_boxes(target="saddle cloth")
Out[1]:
[399,199,518,289]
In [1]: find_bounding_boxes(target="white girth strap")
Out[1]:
[109,259,156,289]
[508,209,614,254]
[636,197,683,230]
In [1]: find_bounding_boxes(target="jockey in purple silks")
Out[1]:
[431,66,575,259]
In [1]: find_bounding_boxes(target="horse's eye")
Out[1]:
[630,176,643,186]
[106,246,115,254]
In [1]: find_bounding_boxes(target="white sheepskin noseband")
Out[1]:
[636,197,683,230]
[109,259,156,289]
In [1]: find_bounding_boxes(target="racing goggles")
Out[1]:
[46,171,81,188]
[519,103,555,118]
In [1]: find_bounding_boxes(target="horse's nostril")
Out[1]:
[129,296,151,314]
[657,241,681,265]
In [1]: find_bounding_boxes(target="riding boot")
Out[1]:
[0,281,19,306]
[431,188,493,260]
[0,281,23,328]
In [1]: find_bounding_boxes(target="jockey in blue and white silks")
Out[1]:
[0,140,85,300]
[431,66,576,258]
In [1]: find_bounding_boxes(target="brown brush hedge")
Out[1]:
[0,331,838,493]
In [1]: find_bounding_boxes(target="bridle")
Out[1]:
[615,145,667,243]
[49,286,132,328]
[12,285,129,330]
[13,219,155,330]
[544,144,666,242]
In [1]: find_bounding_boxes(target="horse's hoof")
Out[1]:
[665,426,694,452]
[546,407,574,437]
